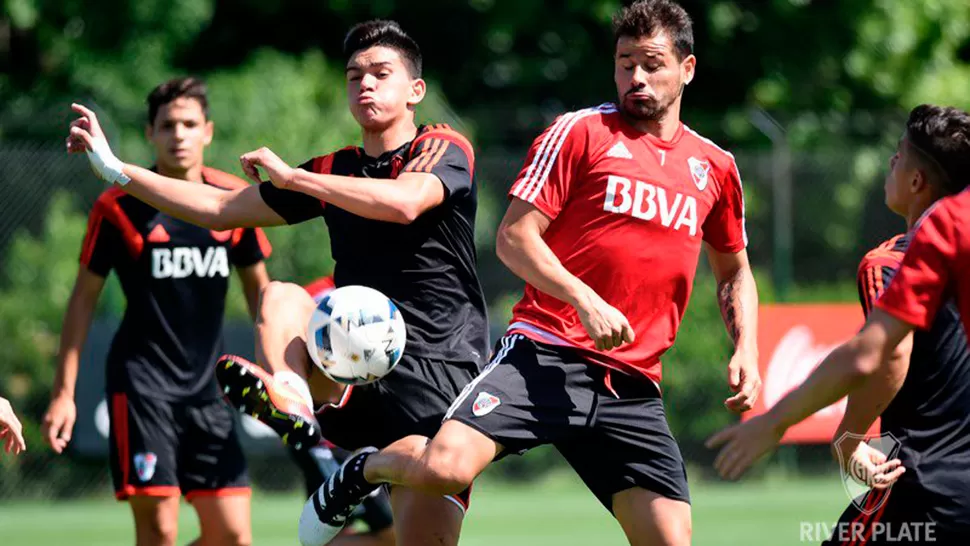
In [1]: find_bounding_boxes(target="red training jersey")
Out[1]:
[506,103,747,383]
[877,188,970,336]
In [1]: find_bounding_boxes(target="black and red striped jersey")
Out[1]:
[858,233,970,532]
[81,167,272,402]
[258,124,488,365]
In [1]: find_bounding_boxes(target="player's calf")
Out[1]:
[370,432,482,497]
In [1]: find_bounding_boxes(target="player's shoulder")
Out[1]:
[939,187,970,221]
[414,123,475,159]
[201,166,250,191]
[859,233,907,274]
[546,103,621,137]
[92,186,139,215]
[304,146,359,174]
[680,124,739,171]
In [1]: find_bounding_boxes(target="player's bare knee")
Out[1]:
[133,511,178,546]
[201,527,251,546]
[413,440,477,495]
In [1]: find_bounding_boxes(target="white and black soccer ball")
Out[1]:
[305,285,406,386]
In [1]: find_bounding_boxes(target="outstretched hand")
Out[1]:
[66,103,128,184]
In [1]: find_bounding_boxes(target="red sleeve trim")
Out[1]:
[81,189,144,264]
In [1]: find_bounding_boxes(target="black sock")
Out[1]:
[341,451,379,499]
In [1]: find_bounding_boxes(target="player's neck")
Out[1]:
[361,119,418,158]
[156,163,204,183]
[623,103,682,141]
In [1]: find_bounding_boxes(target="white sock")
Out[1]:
[273,370,314,408]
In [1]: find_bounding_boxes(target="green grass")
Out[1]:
[0,473,849,546]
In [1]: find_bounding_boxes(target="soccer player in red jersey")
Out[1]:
[709,106,970,543]
[309,2,762,544]
[46,78,270,546]
[0,397,25,456]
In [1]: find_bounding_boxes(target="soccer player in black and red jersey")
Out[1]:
[45,78,272,546]
[709,106,970,544]
[311,2,761,545]
[66,20,487,546]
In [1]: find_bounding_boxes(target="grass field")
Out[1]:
[0,473,848,546]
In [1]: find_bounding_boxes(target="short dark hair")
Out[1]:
[905,104,970,196]
[613,0,694,60]
[147,77,208,125]
[343,20,422,78]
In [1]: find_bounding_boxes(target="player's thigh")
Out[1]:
[558,378,690,544]
[179,399,251,499]
[612,488,691,546]
[389,485,464,546]
[256,280,317,373]
[128,494,181,546]
[190,494,252,546]
[443,334,587,457]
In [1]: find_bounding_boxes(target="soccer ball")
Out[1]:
[305,285,406,386]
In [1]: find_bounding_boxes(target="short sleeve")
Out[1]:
[857,258,899,318]
[508,114,588,220]
[229,228,272,267]
[702,159,747,253]
[258,158,327,225]
[876,204,957,329]
[79,197,123,277]
[404,128,475,200]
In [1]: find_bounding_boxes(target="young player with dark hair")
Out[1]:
[46,77,271,546]
[306,2,761,545]
[66,19,487,546]
[710,105,970,544]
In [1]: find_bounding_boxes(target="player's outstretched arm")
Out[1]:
[43,267,105,454]
[706,246,761,413]
[496,198,634,351]
[834,332,911,460]
[239,147,445,225]
[706,309,914,480]
[66,104,286,229]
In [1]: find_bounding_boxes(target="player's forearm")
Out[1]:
[769,338,880,431]
[288,169,421,224]
[716,264,759,355]
[119,164,234,229]
[52,287,99,398]
[496,225,588,308]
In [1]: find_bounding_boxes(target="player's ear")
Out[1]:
[911,169,929,194]
[407,78,426,108]
[144,123,154,143]
[203,119,214,147]
[681,54,696,86]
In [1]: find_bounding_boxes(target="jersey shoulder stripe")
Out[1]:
[412,124,475,172]
[511,103,616,203]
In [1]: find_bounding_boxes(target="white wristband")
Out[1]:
[273,370,314,409]
[85,137,130,186]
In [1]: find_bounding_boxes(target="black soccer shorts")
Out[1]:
[315,353,479,511]
[445,333,690,512]
[108,393,249,501]
[821,484,969,545]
